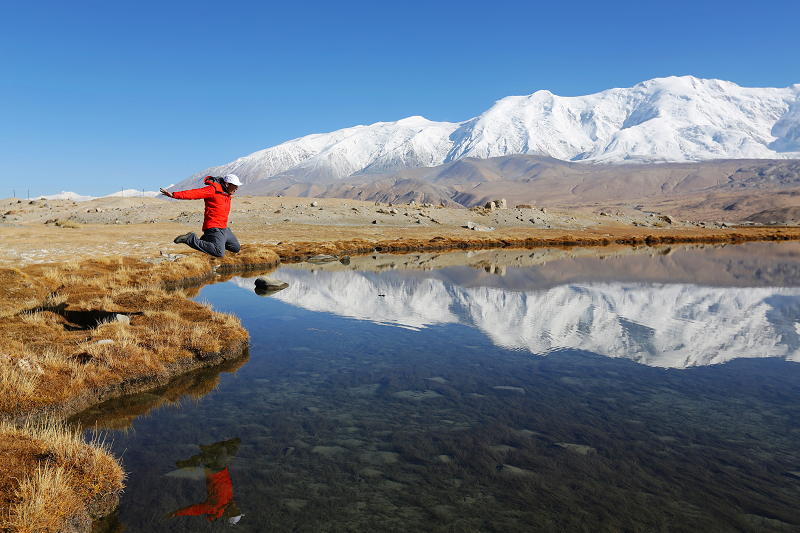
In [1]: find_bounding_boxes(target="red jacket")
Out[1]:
[174,468,234,521]
[172,177,232,231]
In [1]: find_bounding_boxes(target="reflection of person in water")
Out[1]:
[164,437,244,525]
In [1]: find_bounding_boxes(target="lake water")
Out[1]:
[82,242,800,532]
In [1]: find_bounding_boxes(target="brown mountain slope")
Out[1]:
[231,157,800,222]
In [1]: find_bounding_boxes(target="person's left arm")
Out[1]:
[168,185,216,200]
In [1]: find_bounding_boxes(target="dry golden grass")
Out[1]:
[93,256,123,266]
[0,248,277,419]
[0,362,40,402]
[10,464,81,532]
[53,219,81,229]
[0,417,125,532]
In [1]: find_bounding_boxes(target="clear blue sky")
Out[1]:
[2,0,798,197]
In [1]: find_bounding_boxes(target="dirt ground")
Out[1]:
[2,195,792,267]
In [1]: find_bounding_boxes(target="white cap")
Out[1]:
[224,174,242,186]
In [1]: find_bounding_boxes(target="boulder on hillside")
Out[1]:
[465,221,495,232]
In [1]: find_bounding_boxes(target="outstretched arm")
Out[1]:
[169,185,216,200]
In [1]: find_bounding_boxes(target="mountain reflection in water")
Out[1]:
[230,242,800,368]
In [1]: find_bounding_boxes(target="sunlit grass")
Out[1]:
[1,418,125,532]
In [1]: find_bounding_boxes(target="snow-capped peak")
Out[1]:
[177,76,800,189]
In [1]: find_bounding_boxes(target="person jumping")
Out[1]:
[160,174,242,257]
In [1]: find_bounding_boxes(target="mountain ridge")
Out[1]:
[172,76,800,210]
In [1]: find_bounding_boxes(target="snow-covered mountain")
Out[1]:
[177,76,800,190]
[34,189,161,202]
[229,270,800,369]
[184,116,460,187]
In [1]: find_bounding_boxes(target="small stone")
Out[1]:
[17,358,44,374]
[552,443,595,455]
[493,385,525,393]
[310,201,318,207]
[485,201,496,210]
[541,207,547,213]
[110,313,130,325]
[307,254,338,263]
[255,276,289,289]
[497,198,507,209]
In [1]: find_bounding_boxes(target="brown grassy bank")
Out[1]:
[0,244,278,423]
[268,225,800,261]
[0,419,124,533]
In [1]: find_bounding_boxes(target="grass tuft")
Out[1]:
[53,219,81,229]
[9,464,82,532]
[0,418,125,532]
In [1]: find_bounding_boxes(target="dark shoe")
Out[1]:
[173,232,193,244]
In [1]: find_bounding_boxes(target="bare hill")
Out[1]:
[747,205,800,224]
[232,157,800,223]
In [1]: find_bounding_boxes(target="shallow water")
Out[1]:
[84,242,800,532]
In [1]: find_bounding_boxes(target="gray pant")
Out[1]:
[186,227,240,257]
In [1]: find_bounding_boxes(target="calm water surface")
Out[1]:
[83,242,800,532]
